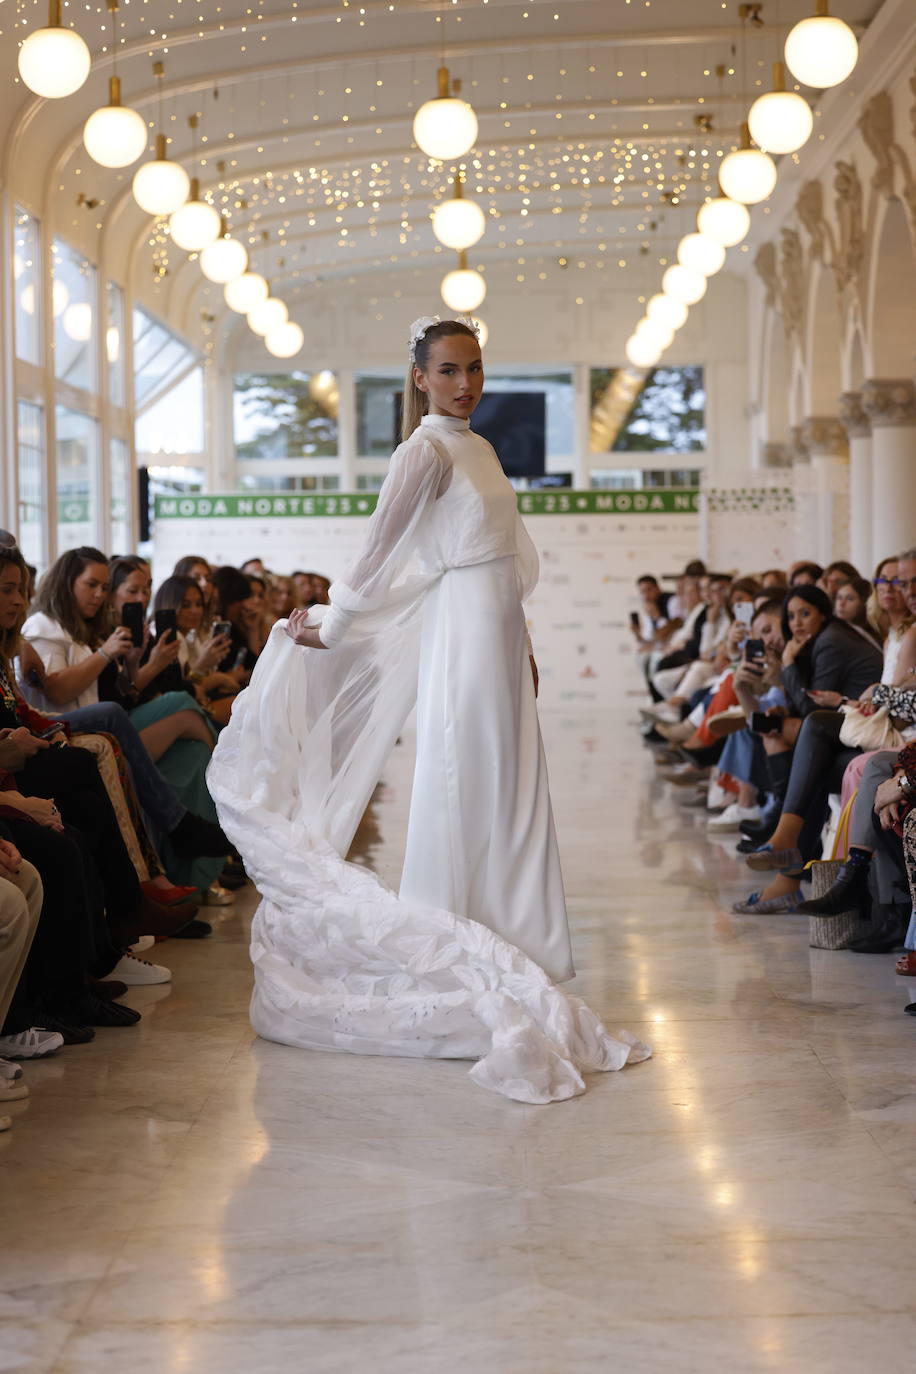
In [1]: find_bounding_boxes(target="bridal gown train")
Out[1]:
[208,412,650,1103]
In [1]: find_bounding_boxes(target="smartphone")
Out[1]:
[734,602,755,627]
[155,608,178,643]
[751,711,783,734]
[211,619,232,639]
[121,600,145,648]
[629,612,640,631]
[743,638,765,662]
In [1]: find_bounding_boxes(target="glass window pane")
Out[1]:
[53,240,97,392]
[107,282,126,407]
[110,438,131,553]
[590,366,706,453]
[234,372,339,459]
[237,474,340,492]
[17,400,46,568]
[14,209,41,365]
[132,306,198,406]
[135,366,205,459]
[56,406,98,552]
[355,371,403,456]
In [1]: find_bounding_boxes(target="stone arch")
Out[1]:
[865,196,916,375]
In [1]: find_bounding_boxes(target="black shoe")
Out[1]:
[35,1010,95,1044]
[169,812,231,859]
[797,861,871,917]
[172,918,212,939]
[222,859,247,881]
[62,992,141,1028]
[904,1002,916,1017]
[88,978,129,1001]
[218,870,248,891]
[847,918,907,954]
[677,742,723,769]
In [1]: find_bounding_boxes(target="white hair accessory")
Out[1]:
[454,314,481,341]
[408,315,440,362]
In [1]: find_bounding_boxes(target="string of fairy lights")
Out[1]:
[12,0,861,363]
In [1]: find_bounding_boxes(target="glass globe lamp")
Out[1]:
[132,135,190,217]
[199,229,248,284]
[635,317,675,351]
[441,253,486,312]
[168,178,221,253]
[662,264,708,306]
[432,178,486,251]
[224,272,268,314]
[84,77,148,169]
[646,293,688,331]
[625,334,662,370]
[18,0,91,99]
[748,62,814,154]
[413,66,478,161]
[785,2,858,89]
[696,197,751,247]
[719,125,777,205]
[677,233,726,277]
[265,322,305,359]
[248,297,288,337]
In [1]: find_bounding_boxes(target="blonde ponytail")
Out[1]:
[401,317,480,442]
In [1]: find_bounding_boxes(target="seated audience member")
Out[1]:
[760,568,789,592]
[290,570,315,609]
[306,573,331,608]
[241,558,267,578]
[643,574,704,701]
[0,828,49,1122]
[822,560,862,599]
[244,574,272,656]
[152,576,237,723]
[212,566,263,677]
[789,561,824,587]
[833,577,883,650]
[267,575,296,625]
[630,575,671,655]
[173,555,216,634]
[650,573,733,713]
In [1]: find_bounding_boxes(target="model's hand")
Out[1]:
[530,654,539,699]
[285,609,327,650]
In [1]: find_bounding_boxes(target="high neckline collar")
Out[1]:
[421,414,470,432]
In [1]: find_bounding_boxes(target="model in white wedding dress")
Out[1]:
[208,318,649,1103]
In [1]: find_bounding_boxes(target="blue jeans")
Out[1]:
[61,702,185,840]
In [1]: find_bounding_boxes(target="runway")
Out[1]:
[4,709,916,1373]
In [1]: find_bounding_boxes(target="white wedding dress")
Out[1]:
[208,413,649,1103]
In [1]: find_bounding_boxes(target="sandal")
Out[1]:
[895,952,916,976]
[732,890,802,915]
[745,845,804,873]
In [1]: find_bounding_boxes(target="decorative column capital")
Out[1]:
[790,423,810,466]
[838,391,871,439]
[861,378,916,429]
[801,415,849,458]
[760,441,791,468]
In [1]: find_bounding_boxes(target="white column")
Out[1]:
[838,391,873,573]
[336,367,357,491]
[789,424,814,562]
[801,416,849,564]
[862,379,916,561]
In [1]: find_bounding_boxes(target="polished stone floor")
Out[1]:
[3,710,916,1373]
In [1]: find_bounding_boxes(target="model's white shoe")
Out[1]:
[110,953,172,986]
[0,1028,64,1060]
[708,802,762,833]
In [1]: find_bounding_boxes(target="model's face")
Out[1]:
[74,562,109,620]
[833,584,863,622]
[0,563,26,630]
[113,567,152,612]
[787,596,825,643]
[754,610,784,654]
[898,558,916,617]
[415,334,484,420]
[176,586,204,634]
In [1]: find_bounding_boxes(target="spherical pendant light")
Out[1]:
[748,62,814,154]
[168,178,221,253]
[784,1,858,89]
[635,317,675,351]
[718,124,778,205]
[63,301,93,342]
[84,76,148,169]
[248,296,288,337]
[441,265,486,312]
[432,174,486,251]
[18,0,91,99]
[662,264,708,306]
[265,321,304,359]
[199,223,248,284]
[677,232,727,278]
[625,334,661,370]
[224,272,268,314]
[696,197,751,247]
[132,134,190,217]
[413,65,478,161]
[646,293,688,331]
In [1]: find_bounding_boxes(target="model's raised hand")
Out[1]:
[285,608,327,649]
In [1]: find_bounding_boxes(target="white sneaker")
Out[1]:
[110,953,172,986]
[128,935,156,954]
[0,1028,64,1060]
[706,780,731,811]
[0,1076,28,1103]
[708,802,761,833]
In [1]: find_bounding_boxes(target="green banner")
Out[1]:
[154,489,700,521]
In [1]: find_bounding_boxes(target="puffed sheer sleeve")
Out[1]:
[318,439,449,648]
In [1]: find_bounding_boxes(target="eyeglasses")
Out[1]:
[874,577,902,587]
[898,577,916,590]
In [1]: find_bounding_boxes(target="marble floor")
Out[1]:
[3,709,916,1373]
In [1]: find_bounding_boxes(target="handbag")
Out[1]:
[838,702,905,752]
